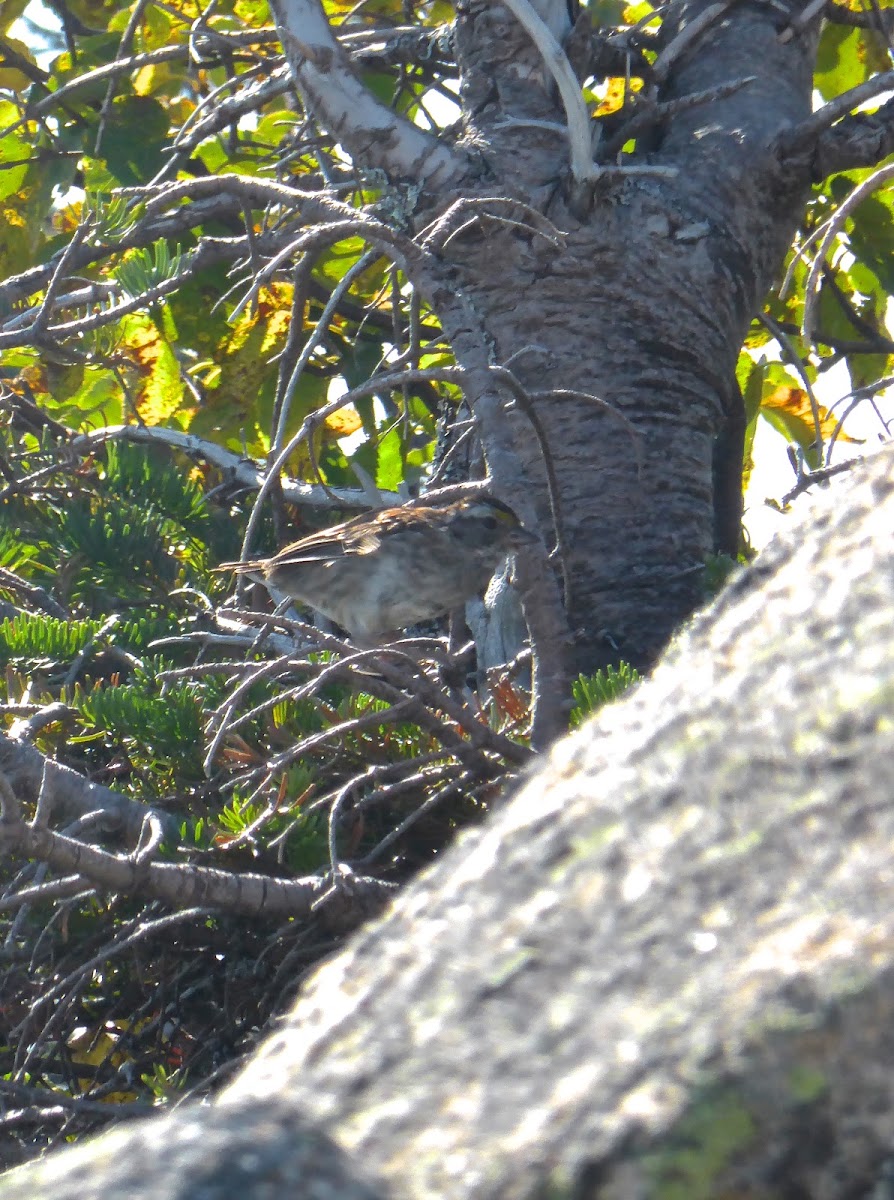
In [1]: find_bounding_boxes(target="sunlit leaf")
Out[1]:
[325,405,363,437]
[595,76,643,116]
[0,0,29,35]
[119,313,186,424]
[0,36,41,91]
[234,0,270,24]
[375,422,404,492]
[315,237,372,286]
[0,130,30,201]
[42,366,123,430]
[815,24,869,100]
[761,379,858,465]
[737,354,765,496]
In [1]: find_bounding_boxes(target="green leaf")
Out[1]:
[100,95,170,186]
[738,354,766,496]
[103,442,208,532]
[315,237,371,286]
[42,365,123,430]
[76,680,207,779]
[113,240,185,300]
[814,25,869,100]
[0,101,31,202]
[847,194,894,295]
[375,422,404,492]
[80,155,119,194]
[0,615,101,665]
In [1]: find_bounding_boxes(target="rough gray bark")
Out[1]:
[409,0,822,673]
[3,441,893,1199]
[261,0,831,683]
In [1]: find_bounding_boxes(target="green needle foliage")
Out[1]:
[570,664,642,728]
[0,427,525,1135]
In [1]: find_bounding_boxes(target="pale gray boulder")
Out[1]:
[3,444,893,1200]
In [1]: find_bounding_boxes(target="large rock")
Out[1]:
[3,445,893,1199]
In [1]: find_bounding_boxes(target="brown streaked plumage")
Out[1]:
[217,496,536,644]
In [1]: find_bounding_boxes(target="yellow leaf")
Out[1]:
[53,202,84,235]
[763,385,857,443]
[1,202,25,228]
[119,313,185,424]
[0,36,38,91]
[594,76,643,117]
[133,64,164,95]
[325,405,362,437]
[622,2,657,25]
[67,1021,141,1102]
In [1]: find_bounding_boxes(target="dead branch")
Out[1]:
[0,770,391,920]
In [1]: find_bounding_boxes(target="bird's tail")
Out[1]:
[213,560,264,573]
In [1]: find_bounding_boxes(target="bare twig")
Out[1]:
[778,0,828,43]
[0,1079,152,1118]
[418,196,564,253]
[0,771,337,918]
[499,0,599,187]
[802,161,894,348]
[778,455,867,506]
[653,0,738,82]
[2,29,281,131]
[0,876,94,912]
[70,424,401,511]
[0,568,70,619]
[272,249,380,454]
[824,0,894,32]
[27,223,92,340]
[597,76,756,162]
[94,0,154,155]
[8,703,76,745]
[0,737,174,843]
[269,0,463,189]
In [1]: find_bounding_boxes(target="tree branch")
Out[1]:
[810,95,894,179]
[500,0,598,188]
[596,75,756,162]
[824,0,894,33]
[268,0,465,190]
[0,194,244,310]
[775,70,894,163]
[0,771,390,922]
[0,737,164,841]
[8,29,281,128]
[70,425,401,511]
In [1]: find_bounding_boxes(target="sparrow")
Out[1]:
[217,496,536,645]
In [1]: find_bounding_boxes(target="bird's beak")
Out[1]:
[510,526,540,548]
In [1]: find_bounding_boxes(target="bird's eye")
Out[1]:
[483,516,498,529]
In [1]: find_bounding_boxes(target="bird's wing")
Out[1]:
[337,507,435,555]
[218,507,432,572]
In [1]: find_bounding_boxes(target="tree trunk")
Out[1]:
[404,0,821,671]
